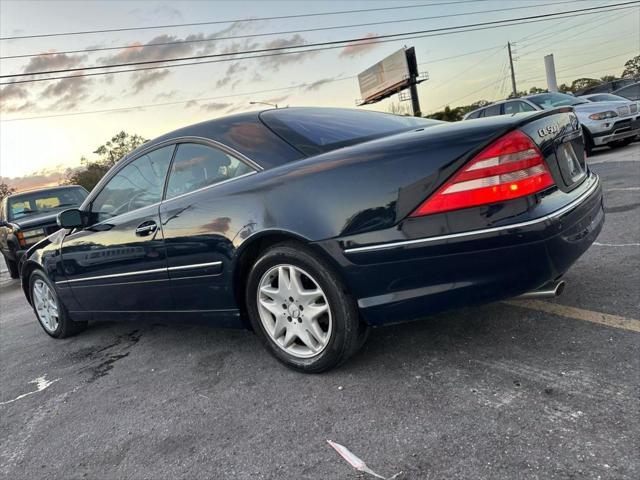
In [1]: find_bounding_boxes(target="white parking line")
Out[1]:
[605,187,640,192]
[504,299,640,333]
[0,375,59,406]
[593,242,640,247]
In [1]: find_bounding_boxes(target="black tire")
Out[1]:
[582,128,594,156]
[4,255,19,279]
[607,138,634,149]
[29,269,87,338]
[245,242,369,373]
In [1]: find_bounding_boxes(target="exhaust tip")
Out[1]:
[517,280,566,299]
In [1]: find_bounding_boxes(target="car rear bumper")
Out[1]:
[329,174,604,326]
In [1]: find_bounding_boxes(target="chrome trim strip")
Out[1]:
[56,267,167,284]
[344,175,600,254]
[69,309,239,314]
[168,261,222,271]
[56,260,224,285]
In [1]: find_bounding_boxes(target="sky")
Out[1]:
[0,0,638,187]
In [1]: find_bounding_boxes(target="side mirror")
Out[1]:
[57,209,85,229]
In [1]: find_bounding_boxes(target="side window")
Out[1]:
[484,104,503,117]
[165,143,254,199]
[617,84,640,100]
[466,110,482,119]
[91,145,174,222]
[504,101,536,114]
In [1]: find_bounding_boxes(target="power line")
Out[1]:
[518,8,632,55]
[0,46,507,122]
[0,0,488,41]
[2,1,637,81]
[0,0,579,60]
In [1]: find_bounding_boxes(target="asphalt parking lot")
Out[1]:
[1,144,638,480]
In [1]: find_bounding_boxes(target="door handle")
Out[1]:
[135,221,157,237]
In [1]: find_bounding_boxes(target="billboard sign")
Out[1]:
[358,48,410,103]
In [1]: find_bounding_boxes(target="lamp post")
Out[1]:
[249,101,278,108]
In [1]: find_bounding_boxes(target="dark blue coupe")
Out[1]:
[20,107,603,372]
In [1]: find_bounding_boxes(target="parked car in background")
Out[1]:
[0,185,88,278]
[576,78,637,96]
[612,82,640,101]
[463,92,640,153]
[580,93,634,103]
[18,107,603,372]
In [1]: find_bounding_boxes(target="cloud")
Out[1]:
[130,69,171,94]
[0,100,37,114]
[0,84,31,113]
[91,94,115,104]
[154,90,178,101]
[339,34,380,58]
[303,78,336,92]
[41,76,92,99]
[259,35,318,72]
[99,35,197,65]
[184,100,198,108]
[1,165,80,191]
[22,53,87,74]
[215,61,248,89]
[200,101,233,112]
[0,83,28,102]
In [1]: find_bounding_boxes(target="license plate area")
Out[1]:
[555,132,586,187]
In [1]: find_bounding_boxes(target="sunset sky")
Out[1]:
[1,0,638,188]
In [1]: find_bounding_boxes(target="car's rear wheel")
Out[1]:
[29,270,87,338]
[3,255,19,279]
[245,242,368,372]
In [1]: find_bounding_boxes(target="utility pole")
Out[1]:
[409,78,422,117]
[507,42,517,97]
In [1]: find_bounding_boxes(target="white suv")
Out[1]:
[463,92,639,153]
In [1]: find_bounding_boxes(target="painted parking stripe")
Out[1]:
[504,299,640,333]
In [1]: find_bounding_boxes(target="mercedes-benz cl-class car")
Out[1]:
[20,107,603,372]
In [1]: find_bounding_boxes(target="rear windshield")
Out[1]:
[8,187,87,221]
[260,108,440,155]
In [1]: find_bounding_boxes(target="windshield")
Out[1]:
[261,108,441,155]
[527,93,588,109]
[8,187,87,221]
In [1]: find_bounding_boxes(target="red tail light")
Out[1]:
[410,130,555,217]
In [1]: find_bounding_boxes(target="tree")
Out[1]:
[0,182,15,200]
[570,78,601,93]
[528,86,547,94]
[93,131,147,167]
[66,131,147,191]
[600,75,617,83]
[622,54,640,78]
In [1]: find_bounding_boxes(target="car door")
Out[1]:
[159,141,257,313]
[59,145,175,313]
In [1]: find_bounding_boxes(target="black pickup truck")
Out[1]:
[0,185,88,278]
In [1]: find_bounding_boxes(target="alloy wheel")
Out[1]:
[33,279,59,333]
[257,264,333,358]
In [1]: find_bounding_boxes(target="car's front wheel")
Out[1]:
[3,255,19,279]
[246,242,368,373]
[29,270,87,338]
